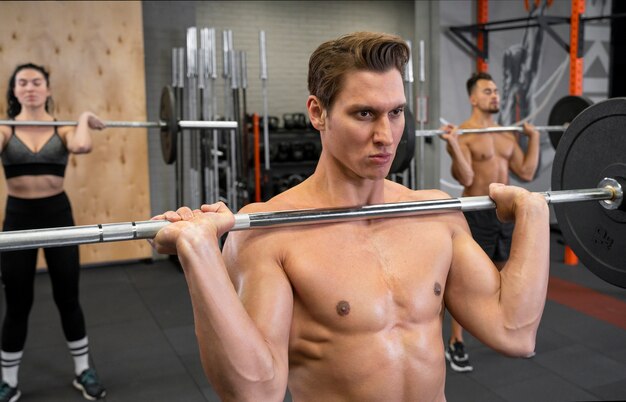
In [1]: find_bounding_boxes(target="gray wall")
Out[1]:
[143,1,612,221]
[143,1,197,217]
[195,1,415,120]
[438,0,612,200]
[142,0,427,220]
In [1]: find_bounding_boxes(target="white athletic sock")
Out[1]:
[67,337,90,376]
[1,350,23,387]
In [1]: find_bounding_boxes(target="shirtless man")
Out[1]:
[152,33,549,402]
[440,72,541,373]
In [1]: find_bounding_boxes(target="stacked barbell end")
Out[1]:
[0,179,621,252]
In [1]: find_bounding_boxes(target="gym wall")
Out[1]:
[141,1,419,219]
[0,1,153,266]
[438,0,612,199]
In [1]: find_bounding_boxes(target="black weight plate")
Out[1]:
[548,95,593,150]
[160,85,178,164]
[552,97,626,288]
[390,108,416,174]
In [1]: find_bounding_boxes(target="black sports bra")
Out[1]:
[1,125,68,178]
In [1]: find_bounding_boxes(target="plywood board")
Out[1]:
[0,1,153,266]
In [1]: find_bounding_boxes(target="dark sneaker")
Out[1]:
[72,368,106,400]
[445,341,474,372]
[0,382,20,402]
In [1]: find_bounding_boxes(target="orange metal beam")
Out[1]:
[569,0,585,95]
[476,0,489,72]
[565,0,585,264]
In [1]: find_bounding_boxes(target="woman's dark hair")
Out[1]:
[6,63,53,118]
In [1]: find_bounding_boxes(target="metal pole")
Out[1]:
[0,183,620,252]
[200,27,213,204]
[403,39,414,189]
[187,27,201,209]
[208,27,220,203]
[175,47,185,208]
[417,40,426,190]
[415,125,566,137]
[259,31,270,172]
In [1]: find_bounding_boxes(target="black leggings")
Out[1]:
[0,192,86,352]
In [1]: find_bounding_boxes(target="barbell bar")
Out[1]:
[0,119,237,130]
[0,85,237,165]
[0,178,620,252]
[415,125,567,137]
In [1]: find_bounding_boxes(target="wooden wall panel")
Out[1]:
[0,1,152,265]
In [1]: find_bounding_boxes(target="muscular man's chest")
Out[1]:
[281,219,451,330]
[466,135,514,162]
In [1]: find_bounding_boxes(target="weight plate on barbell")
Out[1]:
[390,108,416,174]
[160,85,178,164]
[548,95,593,150]
[552,97,626,288]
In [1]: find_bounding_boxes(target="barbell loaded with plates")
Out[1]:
[406,94,592,144]
[0,98,624,288]
[547,95,594,149]
[0,86,237,165]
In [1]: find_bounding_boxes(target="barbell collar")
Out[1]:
[0,180,620,252]
[415,125,567,137]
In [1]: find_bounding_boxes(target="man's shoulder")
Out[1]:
[400,188,468,225]
[384,179,450,202]
[406,188,453,202]
[239,189,306,215]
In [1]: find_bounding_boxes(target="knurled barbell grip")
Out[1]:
[0,182,620,252]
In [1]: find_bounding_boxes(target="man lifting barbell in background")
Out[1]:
[439,71,541,373]
[151,31,549,401]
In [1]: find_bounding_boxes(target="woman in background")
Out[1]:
[0,63,106,402]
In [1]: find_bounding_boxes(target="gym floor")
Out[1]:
[6,230,626,402]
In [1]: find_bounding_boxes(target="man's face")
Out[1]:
[321,69,406,180]
[471,79,499,114]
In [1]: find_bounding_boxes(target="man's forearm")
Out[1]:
[177,238,281,400]
[447,143,474,186]
[521,134,540,179]
[499,201,549,349]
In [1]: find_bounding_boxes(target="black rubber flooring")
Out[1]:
[3,231,625,401]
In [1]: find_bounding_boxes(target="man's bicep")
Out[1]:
[445,224,503,339]
[508,142,527,177]
[224,233,294,354]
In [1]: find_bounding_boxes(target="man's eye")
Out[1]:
[358,111,371,118]
[391,108,404,116]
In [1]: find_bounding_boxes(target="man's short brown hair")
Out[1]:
[466,72,494,96]
[308,32,409,111]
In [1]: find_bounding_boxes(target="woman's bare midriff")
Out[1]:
[6,175,65,198]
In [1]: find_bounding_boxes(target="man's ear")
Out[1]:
[307,96,326,131]
[469,93,477,107]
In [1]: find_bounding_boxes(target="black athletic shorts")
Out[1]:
[463,209,514,262]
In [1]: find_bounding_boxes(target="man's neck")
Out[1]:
[468,108,497,127]
[309,154,387,207]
